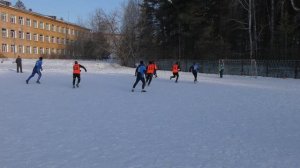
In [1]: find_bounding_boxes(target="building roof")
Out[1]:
[0,2,90,31]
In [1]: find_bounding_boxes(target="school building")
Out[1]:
[0,0,90,58]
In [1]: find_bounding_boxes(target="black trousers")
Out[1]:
[17,64,22,73]
[146,73,153,85]
[133,74,146,89]
[73,74,81,85]
[192,71,197,81]
[220,70,224,78]
[170,72,179,82]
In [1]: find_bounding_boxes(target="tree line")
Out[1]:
[13,0,300,62]
[116,0,300,65]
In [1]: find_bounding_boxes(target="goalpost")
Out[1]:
[219,59,258,78]
[250,59,258,78]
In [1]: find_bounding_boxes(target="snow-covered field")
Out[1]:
[0,59,300,168]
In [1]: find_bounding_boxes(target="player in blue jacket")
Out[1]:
[132,61,147,92]
[26,57,43,84]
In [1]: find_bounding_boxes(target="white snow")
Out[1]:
[0,59,300,168]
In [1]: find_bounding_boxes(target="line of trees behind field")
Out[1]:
[50,0,300,64]
[116,0,300,65]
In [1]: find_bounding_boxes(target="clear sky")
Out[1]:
[11,0,125,25]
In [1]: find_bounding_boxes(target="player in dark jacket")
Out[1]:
[189,63,200,83]
[16,56,22,73]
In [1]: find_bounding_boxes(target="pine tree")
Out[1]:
[119,0,300,60]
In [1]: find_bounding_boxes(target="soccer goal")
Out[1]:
[219,59,258,78]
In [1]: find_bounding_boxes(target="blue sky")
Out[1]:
[11,0,125,24]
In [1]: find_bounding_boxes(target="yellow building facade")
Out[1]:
[0,3,90,58]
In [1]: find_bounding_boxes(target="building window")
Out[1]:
[62,38,65,45]
[26,46,31,54]
[51,48,55,54]
[26,18,31,26]
[18,31,24,39]
[62,49,65,55]
[10,30,16,38]
[10,45,16,53]
[2,44,7,52]
[72,29,75,35]
[33,47,38,54]
[1,13,7,22]
[33,20,38,28]
[45,48,50,55]
[51,36,55,43]
[57,26,61,33]
[51,24,56,31]
[19,16,24,25]
[33,34,38,41]
[18,45,24,54]
[39,35,44,42]
[57,37,60,44]
[26,32,31,40]
[10,15,16,24]
[46,23,50,30]
[2,28,7,38]
[39,21,44,29]
[39,47,44,54]
[63,27,66,34]
[45,36,50,43]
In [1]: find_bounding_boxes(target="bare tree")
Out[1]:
[233,0,254,59]
[75,8,121,60]
[233,0,267,59]
[118,0,142,65]
[290,0,300,11]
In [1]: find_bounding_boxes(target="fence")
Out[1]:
[126,59,300,79]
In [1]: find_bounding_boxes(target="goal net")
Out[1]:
[219,59,258,78]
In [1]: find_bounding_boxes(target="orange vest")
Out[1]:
[147,64,155,74]
[172,64,179,73]
[73,64,80,74]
